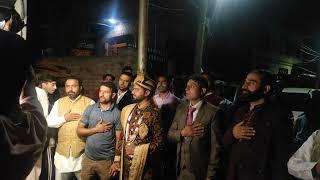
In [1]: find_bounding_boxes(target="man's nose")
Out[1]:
[242,82,248,89]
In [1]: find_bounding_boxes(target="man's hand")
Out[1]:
[64,113,81,122]
[181,123,204,137]
[232,121,255,140]
[64,111,81,122]
[110,161,120,176]
[94,122,113,133]
[125,143,136,155]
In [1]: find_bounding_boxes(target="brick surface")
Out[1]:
[35,48,137,99]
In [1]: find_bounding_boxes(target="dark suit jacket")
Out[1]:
[168,100,221,180]
[117,90,133,111]
[223,102,293,180]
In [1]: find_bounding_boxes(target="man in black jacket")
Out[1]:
[116,71,134,110]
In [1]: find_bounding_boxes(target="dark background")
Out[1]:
[27,0,320,82]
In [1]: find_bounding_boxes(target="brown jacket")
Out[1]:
[168,100,221,179]
[222,102,293,180]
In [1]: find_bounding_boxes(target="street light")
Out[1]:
[108,18,119,25]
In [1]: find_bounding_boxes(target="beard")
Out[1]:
[99,96,112,104]
[67,91,78,99]
[133,94,145,103]
[237,88,265,103]
[119,85,128,91]
[99,96,106,103]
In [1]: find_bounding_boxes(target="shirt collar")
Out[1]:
[118,90,128,96]
[190,100,203,110]
[96,102,116,112]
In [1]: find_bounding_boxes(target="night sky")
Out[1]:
[28,0,320,81]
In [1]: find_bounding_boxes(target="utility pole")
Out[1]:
[193,0,209,73]
[137,0,149,75]
[315,33,320,88]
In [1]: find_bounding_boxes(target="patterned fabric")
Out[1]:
[123,100,163,180]
[125,101,162,153]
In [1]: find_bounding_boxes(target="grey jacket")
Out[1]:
[168,100,221,179]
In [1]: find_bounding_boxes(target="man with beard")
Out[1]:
[116,72,134,111]
[222,69,292,180]
[47,77,94,180]
[118,74,163,180]
[77,82,122,180]
[93,73,115,102]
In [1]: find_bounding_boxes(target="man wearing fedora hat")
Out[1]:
[114,74,163,180]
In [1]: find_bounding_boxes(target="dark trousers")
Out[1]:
[39,139,56,180]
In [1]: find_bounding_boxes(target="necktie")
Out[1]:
[186,106,197,126]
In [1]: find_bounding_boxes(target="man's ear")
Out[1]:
[264,85,271,94]
[145,90,151,97]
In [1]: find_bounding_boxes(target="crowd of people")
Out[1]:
[3,1,320,180]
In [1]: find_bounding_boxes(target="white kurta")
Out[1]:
[47,96,94,173]
[35,87,49,118]
[288,130,320,180]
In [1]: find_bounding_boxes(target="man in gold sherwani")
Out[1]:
[115,74,163,180]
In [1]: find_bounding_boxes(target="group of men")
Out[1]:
[2,0,320,179]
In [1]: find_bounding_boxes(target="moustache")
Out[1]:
[237,88,265,103]
[242,89,250,94]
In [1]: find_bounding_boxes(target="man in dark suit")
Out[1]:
[168,75,221,180]
[116,71,133,110]
[223,69,293,180]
